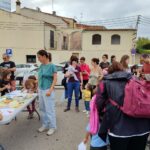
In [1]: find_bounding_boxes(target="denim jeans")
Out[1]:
[39,89,56,129]
[84,101,90,111]
[90,146,107,150]
[67,81,80,109]
[65,83,68,99]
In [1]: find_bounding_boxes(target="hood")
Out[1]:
[104,71,132,81]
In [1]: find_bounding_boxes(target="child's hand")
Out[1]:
[83,138,89,144]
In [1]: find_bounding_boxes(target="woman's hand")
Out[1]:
[65,72,71,78]
[5,84,11,90]
[46,90,52,97]
[80,82,83,90]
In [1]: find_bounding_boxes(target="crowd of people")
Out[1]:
[0,51,57,137]
[62,53,150,150]
[0,50,150,150]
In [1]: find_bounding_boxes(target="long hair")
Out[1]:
[108,61,124,74]
[120,55,130,69]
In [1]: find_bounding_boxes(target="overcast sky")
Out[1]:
[11,0,150,38]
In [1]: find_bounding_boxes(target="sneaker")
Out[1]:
[86,111,89,115]
[64,108,70,112]
[75,107,80,112]
[47,128,56,136]
[38,126,48,133]
[83,110,87,113]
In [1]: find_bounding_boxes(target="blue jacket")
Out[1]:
[96,71,150,138]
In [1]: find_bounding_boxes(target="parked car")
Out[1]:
[15,64,38,76]
[15,64,64,87]
[129,64,143,69]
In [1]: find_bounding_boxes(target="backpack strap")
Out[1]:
[109,99,123,111]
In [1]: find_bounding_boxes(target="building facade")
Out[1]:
[0,0,11,11]
[0,0,138,65]
[0,9,55,64]
[81,29,136,62]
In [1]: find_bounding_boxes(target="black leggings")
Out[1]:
[109,134,149,150]
[90,146,107,150]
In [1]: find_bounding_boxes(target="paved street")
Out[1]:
[0,88,88,150]
[0,88,149,150]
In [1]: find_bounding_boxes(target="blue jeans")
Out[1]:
[39,89,57,129]
[85,101,90,111]
[65,85,68,99]
[67,81,80,109]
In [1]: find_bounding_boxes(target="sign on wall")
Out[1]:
[6,49,13,56]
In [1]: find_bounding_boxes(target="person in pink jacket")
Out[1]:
[79,57,91,100]
[80,57,90,88]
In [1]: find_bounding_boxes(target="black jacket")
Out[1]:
[96,71,150,138]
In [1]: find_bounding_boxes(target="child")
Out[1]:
[66,64,79,82]
[131,65,139,76]
[84,124,108,150]
[83,95,108,150]
[0,71,11,96]
[82,83,92,117]
[24,76,37,119]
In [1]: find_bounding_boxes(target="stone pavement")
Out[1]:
[0,88,149,150]
[0,89,88,150]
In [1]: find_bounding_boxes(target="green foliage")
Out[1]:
[143,43,150,49]
[136,37,150,54]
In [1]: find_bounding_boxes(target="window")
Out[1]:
[50,30,54,48]
[26,55,36,63]
[111,34,121,45]
[62,36,68,50]
[72,53,79,58]
[92,34,101,45]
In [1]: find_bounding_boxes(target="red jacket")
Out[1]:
[143,63,150,74]
[80,63,90,80]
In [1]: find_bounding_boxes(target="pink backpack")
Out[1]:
[90,95,99,135]
[110,79,150,118]
[89,82,104,134]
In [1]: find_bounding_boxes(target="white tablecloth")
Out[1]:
[0,92,37,125]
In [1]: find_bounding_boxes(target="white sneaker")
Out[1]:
[86,111,89,115]
[38,126,48,133]
[47,128,56,136]
[83,110,87,113]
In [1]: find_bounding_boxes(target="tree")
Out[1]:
[136,37,150,49]
[136,37,150,54]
